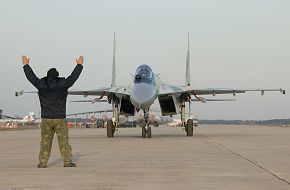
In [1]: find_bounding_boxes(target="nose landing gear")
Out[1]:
[141,109,152,138]
[142,125,152,138]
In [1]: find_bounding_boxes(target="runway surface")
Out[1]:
[0,125,290,190]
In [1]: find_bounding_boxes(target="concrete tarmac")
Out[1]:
[0,125,290,190]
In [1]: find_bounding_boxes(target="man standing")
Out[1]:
[22,55,84,168]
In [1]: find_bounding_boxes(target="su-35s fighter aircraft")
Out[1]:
[16,33,286,138]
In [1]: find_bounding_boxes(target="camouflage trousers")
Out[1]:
[39,119,72,165]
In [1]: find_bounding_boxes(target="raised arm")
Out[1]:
[22,55,41,89]
[64,56,84,89]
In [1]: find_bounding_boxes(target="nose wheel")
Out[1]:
[141,124,152,138]
[141,109,152,138]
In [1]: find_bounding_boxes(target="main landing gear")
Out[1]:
[106,120,116,137]
[185,119,194,136]
[180,94,195,137]
[106,94,119,138]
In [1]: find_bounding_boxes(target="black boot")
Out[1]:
[37,163,46,168]
[64,162,76,167]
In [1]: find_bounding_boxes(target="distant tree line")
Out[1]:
[199,119,290,125]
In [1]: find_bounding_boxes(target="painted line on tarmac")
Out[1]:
[198,132,290,186]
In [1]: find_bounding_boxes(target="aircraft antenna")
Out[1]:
[111,32,116,86]
[185,31,191,87]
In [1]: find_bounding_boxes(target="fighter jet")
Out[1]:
[16,33,286,138]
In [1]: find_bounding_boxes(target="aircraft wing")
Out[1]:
[188,88,285,96]
[191,98,236,102]
[16,86,130,98]
[68,85,130,97]
[1,114,16,119]
[70,99,107,103]
[158,83,286,97]
[66,109,113,117]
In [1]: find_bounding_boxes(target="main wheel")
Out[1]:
[147,127,152,138]
[142,126,146,138]
[186,119,193,136]
[107,120,114,137]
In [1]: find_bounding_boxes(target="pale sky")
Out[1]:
[0,0,289,120]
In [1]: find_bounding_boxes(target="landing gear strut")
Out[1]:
[141,110,152,138]
[142,124,151,138]
[180,94,195,136]
[106,94,119,138]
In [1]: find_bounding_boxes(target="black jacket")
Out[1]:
[23,64,83,119]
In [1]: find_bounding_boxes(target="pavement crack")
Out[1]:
[200,132,290,186]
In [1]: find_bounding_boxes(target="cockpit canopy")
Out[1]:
[134,64,154,83]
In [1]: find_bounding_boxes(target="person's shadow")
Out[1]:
[48,152,99,167]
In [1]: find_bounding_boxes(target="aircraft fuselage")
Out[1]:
[130,64,159,110]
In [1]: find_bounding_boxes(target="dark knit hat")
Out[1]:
[47,68,59,79]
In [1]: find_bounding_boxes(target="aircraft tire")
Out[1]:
[107,120,114,138]
[142,126,146,138]
[186,119,193,136]
[147,127,152,138]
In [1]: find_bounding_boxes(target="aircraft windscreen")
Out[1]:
[134,65,153,83]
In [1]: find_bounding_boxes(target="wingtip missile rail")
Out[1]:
[15,90,37,97]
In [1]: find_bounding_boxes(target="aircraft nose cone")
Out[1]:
[130,83,155,109]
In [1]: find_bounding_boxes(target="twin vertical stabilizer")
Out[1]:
[111,32,116,86]
[111,32,190,87]
[185,32,191,87]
